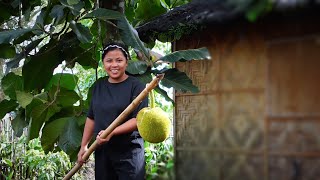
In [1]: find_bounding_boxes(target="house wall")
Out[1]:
[174,13,320,180]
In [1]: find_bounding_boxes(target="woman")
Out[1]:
[77,42,148,180]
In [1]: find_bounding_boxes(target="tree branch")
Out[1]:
[135,1,240,43]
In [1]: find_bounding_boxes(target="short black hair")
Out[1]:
[102,42,130,61]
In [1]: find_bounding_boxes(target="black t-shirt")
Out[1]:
[87,75,148,148]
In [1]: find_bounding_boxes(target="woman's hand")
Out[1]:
[96,130,114,145]
[77,146,88,165]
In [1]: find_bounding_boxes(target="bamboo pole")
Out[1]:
[63,74,164,180]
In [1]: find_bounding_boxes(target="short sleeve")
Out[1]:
[86,82,96,120]
[87,98,94,120]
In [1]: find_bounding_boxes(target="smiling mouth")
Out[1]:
[111,70,119,73]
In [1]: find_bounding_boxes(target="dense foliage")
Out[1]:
[0,0,209,160]
[0,134,83,179]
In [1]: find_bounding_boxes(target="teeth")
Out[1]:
[111,70,118,73]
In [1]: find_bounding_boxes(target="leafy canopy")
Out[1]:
[0,0,209,159]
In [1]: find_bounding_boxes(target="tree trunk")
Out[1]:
[100,0,125,44]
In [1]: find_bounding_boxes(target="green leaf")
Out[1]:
[0,29,33,44]
[1,72,23,100]
[160,47,211,63]
[16,91,34,108]
[82,9,148,60]
[161,68,199,93]
[69,20,93,43]
[33,10,46,29]
[135,71,153,84]
[49,5,65,25]
[0,44,15,58]
[1,158,13,167]
[76,115,86,126]
[7,38,43,70]
[28,103,61,141]
[58,118,82,155]
[76,50,98,68]
[118,17,150,61]
[135,0,167,22]
[154,86,174,103]
[22,40,63,91]
[60,0,84,16]
[49,86,80,107]
[41,117,70,153]
[26,97,45,119]
[57,89,80,107]
[83,8,123,20]
[13,31,36,44]
[67,0,79,5]
[46,73,79,91]
[0,6,11,23]
[0,99,18,119]
[11,109,28,137]
[127,61,148,75]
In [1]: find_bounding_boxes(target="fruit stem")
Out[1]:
[149,89,155,108]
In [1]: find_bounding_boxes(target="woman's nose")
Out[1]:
[111,61,118,66]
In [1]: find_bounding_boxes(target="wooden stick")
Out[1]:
[63,74,164,180]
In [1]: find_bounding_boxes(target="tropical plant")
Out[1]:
[145,139,174,180]
[0,0,211,163]
[0,132,83,180]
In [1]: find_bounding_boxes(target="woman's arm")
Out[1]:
[96,118,137,145]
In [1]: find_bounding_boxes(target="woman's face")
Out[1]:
[103,49,128,83]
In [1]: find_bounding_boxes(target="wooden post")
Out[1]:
[63,74,164,180]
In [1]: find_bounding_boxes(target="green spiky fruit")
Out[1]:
[136,107,171,143]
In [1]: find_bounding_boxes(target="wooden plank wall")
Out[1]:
[174,13,320,180]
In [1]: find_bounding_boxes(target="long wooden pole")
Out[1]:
[63,74,164,180]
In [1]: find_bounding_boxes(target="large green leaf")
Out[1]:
[83,8,123,20]
[1,72,23,100]
[33,10,46,29]
[127,61,148,75]
[58,118,82,155]
[76,115,87,127]
[22,40,63,91]
[13,31,35,44]
[49,86,80,107]
[161,68,199,93]
[67,0,79,5]
[0,29,33,44]
[28,103,61,141]
[135,71,153,85]
[69,20,93,43]
[0,6,11,24]
[6,38,43,70]
[11,109,28,137]
[135,0,167,22]
[46,73,79,91]
[60,0,84,16]
[118,17,150,61]
[0,44,15,58]
[16,91,34,108]
[76,49,99,68]
[160,47,211,63]
[41,117,70,153]
[154,86,174,103]
[83,8,150,60]
[26,97,46,119]
[0,99,19,119]
[49,5,65,25]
